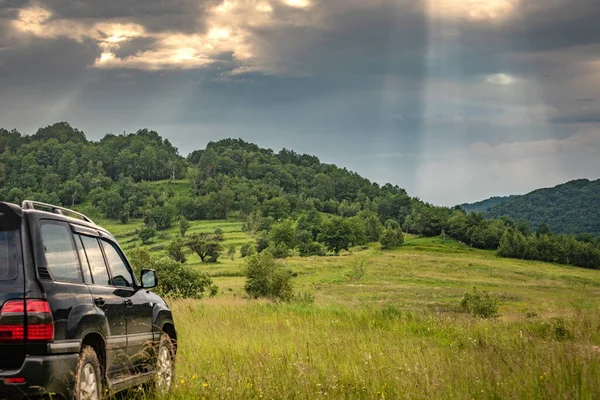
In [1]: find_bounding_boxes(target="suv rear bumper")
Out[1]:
[0,353,79,398]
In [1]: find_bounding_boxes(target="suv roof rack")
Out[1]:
[22,200,95,224]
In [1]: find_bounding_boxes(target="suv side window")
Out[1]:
[80,235,111,286]
[73,234,93,284]
[102,240,134,288]
[40,221,82,282]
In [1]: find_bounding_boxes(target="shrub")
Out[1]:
[349,259,366,280]
[460,288,498,318]
[128,248,216,299]
[166,236,187,263]
[256,235,270,253]
[298,241,326,257]
[179,218,191,237]
[550,318,573,340]
[380,228,404,249]
[245,252,294,301]
[139,226,156,244]
[228,244,236,261]
[268,243,290,259]
[240,243,255,258]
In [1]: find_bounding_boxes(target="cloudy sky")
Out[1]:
[1,0,599,205]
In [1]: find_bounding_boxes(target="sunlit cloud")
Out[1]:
[283,0,311,8]
[486,73,518,85]
[429,0,518,21]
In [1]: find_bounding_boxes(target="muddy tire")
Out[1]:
[74,345,103,400]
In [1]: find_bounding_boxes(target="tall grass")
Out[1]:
[101,219,600,398]
[153,300,600,399]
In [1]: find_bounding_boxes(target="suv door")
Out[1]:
[101,239,154,370]
[76,234,128,377]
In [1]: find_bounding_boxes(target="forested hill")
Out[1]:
[482,179,600,236]
[460,195,517,213]
[1,122,600,269]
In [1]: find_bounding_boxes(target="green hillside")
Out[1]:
[460,195,516,213]
[483,179,600,236]
[1,122,600,270]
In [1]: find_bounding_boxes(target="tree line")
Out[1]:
[1,122,598,269]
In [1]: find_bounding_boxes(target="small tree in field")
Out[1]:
[139,226,156,244]
[179,218,191,237]
[228,244,236,261]
[380,228,404,250]
[240,243,255,258]
[244,252,294,301]
[167,236,187,263]
[187,233,223,263]
[317,216,353,255]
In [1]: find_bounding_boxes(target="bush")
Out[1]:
[166,237,187,263]
[380,228,404,249]
[139,226,156,244]
[298,241,326,257]
[227,244,236,261]
[245,252,294,301]
[460,288,498,318]
[256,235,270,253]
[128,248,216,299]
[179,218,191,237]
[268,243,290,259]
[240,243,256,258]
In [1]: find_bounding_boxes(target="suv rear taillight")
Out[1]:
[0,299,54,342]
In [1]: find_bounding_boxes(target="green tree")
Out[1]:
[244,252,294,301]
[318,216,353,255]
[144,203,177,230]
[59,180,85,207]
[262,197,291,220]
[187,233,223,263]
[269,219,296,250]
[228,244,236,261]
[256,235,270,253]
[139,226,156,244]
[101,192,126,219]
[380,228,404,250]
[240,243,255,258]
[166,237,187,263]
[179,218,191,237]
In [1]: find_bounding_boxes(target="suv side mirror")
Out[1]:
[140,269,158,289]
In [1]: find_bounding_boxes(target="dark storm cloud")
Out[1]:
[550,113,600,124]
[1,0,600,204]
[39,0,219,34]
[0,37,99,88]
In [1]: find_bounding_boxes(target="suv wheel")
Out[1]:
[75,346,103,400]
[155,333,175,393]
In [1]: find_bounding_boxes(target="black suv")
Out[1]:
[0,201,176,399]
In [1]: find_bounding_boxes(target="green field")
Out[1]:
[107,218,600,399]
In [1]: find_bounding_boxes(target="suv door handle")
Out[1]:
[94,297,106,307]
[124,299,133,308]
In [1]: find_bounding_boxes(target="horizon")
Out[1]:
[1,0,600,205]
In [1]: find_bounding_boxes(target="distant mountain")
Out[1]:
[472,179,600,236]
[460,195,517,213]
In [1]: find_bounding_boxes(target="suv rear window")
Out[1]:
[40,222,82,282]
[0,230,20,280]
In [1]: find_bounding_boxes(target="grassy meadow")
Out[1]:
[104,217,600,399]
